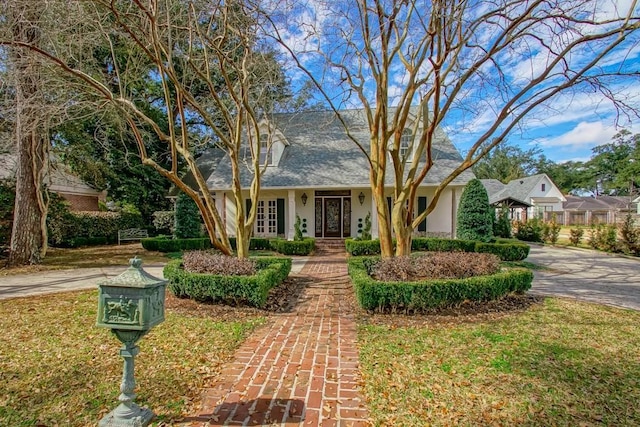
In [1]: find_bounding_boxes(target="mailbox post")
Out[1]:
[96,257,166,427]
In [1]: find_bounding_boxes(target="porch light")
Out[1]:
[358,192,365,205]
[301,192,308,206]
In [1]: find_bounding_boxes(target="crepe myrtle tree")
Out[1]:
[263,0,640,257]
[1,0,290,258]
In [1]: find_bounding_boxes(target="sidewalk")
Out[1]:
[181,247,371,426]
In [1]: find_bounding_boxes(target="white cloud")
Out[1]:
[538,121,617,149]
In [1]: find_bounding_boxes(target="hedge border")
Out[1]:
[163,256,292,307]
[348,256,533,312]
[345,237,529,261]
[141,237,211,252]
[270,238,316,255]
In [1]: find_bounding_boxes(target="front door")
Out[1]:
[324,198,342,237]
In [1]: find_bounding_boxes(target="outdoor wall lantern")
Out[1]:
[96,257,167,427]
[301,192,308,206]
[358,192,365,205]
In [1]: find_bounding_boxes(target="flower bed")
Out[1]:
[163,256,292,307]
[348,256,533,312]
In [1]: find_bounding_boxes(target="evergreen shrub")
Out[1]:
[514,218,543,242]
[345,238,382,255]
[270,238,315,255]
[456,178,494,242]
[474,241,530,261]
[141,237,211,252]
[174,192,202,239]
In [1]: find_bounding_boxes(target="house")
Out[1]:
[0,154,106,211]
[197,109,474,240]
[563,195,635,225]
[481,174,566,221]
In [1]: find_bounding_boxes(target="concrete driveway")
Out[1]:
[527,244,640,310]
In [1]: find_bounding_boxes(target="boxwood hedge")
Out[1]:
[269,238,315,255]
[348,256,533,312]
[141,237,211,252]
[163,256,292,307]
[345,237,529,261]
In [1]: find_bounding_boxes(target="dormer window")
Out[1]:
[400,128,412,159]
[259,134,272,166]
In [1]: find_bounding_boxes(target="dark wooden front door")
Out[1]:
[324,198,342,237]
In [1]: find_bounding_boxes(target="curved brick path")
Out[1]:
[183,247,371,426]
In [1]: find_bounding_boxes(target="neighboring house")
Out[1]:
[0,154,106,211]
[481,174,566,221]
[195,109,474,240]
[563,195,635,225]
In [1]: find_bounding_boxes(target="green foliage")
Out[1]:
[0,179,16,252]
[164,257,292,307]
[541,215,561,245]
[46,198,143,247]
[494,207,512,238]
[270,238,315,255]
[588,223,619,252]
[514,218,543,242]
[569,228,584,246]
[152,210,175,235]
[618,214,640,256]
[345,238,382,255]
[174,192,202,239]
[456,179,494,242]
[348,257,533,312]
[141,237,211,252]
[472,142,544,183]
[362,212,372,240]
[474,242,530,261]
[294,215,303,241]
[411,237,476,253]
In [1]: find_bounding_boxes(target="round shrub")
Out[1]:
[457,178,494,242]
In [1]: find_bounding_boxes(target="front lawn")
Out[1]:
[0,290,265,426]
[358,298,640,426]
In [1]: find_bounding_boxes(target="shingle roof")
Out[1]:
[205,109,474,190]
[564,195,632,211]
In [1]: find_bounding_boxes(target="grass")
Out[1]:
[0,290,265,426]
[357,298,640,426]
[0,243,172,276]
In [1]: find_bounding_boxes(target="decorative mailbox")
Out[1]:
[96,257,167,427]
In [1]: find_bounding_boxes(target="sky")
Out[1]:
[264,0,640,165]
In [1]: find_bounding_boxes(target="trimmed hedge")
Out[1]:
[141,237,211,252]
[48,210,144,246]
[228,237,272,251]
[163,256,292,307]
[270,238,315,255]
[345,239,382,256]
[411,237,476,253]
[348,256,533,312]
[475,242,530,261]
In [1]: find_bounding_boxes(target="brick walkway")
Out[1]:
[183,247,371,426]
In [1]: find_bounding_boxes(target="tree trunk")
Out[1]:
[372,184,394,258]
[8,7,48,267]
[394,221,412,257]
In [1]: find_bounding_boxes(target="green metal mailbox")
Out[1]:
[96,257,166,427]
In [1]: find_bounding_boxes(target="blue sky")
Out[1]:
[265,0,640,165]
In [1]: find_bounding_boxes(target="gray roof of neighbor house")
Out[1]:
[204,109,474,190]
[564,195,633,211]
[481,174,555,206]
[0,153,102,195]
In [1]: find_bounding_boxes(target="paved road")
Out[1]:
[0,257,310,300]
[527,244,640,310]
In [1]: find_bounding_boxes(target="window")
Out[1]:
[259,134,272,165]
[256,200,277,235]
[541,183,546,192]
[400,129,412,159]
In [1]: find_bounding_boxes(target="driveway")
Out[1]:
[527,245,640,310]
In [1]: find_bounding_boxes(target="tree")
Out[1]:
[494,206,512,239]
[457,179,494,242]
[587,130,640,195]
[174,192,202,239]
[266,0,640,257]
[472,143,544,184]
[2,0,292,258]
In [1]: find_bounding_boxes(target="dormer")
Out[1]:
[391,115,420,162]
[254,119,289,167]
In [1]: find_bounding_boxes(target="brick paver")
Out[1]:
[183,247,371,426]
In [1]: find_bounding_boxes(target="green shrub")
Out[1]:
[514,218,543,242]
[0,179,15,250]
[588,223,619,252]
[174,192,202,239]
[48,208,143,246]
[153,210,174,235]
[474,241,530,261]
[345,238,382,255]
[294,215,303,241]
[411,237,476,252]
[456,178,494,242]
[362,212,372,240]
[619,213,640,256]
[541,214,561,245]
[348,256,532,312]
[141,237,211,252]
[569,228,584,246]
[163,256,292,307]
[493,207,512,238]
[270,238,315,255]
[59,236,109,248]
[227,237,272,251]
